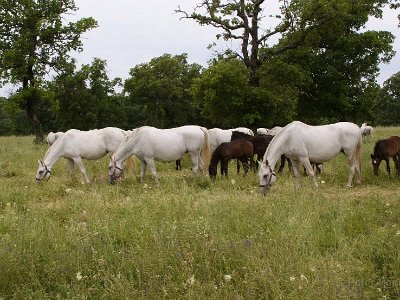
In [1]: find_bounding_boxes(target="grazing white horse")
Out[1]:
[36,127,128,183]
[47,131,64,146]
[258,121,362,194]
[109,125,211,185]
[360,122,373,137]
[209,127,254,152]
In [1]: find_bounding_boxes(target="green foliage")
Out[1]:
[374,71,400,125]
[50,58,127,130]
[0,0,97,139]
[191,59,254,127]
[124,54,203,128]
[271,0,394,124]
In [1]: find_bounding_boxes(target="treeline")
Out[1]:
[1,53,400,137]
[1,0,400,139]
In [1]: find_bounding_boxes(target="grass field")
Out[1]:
[0,127,399,299]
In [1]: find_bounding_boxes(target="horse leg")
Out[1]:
[239,157,249,177]
[222,159,229,178]
[300,158,318,188]
[73,157,90,184]
[140,160,147,183]
[236,159,240,174]
[277,155,286,173]
[397,155,400,174]
[346,158,361,187]
[198,156,205,172]
[290,159,302,188]
[67,158,75,177]
[145,158,159,186]
[392,155,400,174]
[385,158,391,175]
[189,153,200,174]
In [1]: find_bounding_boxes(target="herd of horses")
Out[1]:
[36,121,400,194]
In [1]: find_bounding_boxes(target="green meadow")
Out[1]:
[0,127,399,299]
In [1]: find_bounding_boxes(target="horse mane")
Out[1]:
[263,121,300,161]
[231,131,252,140]
[373,139,386,158]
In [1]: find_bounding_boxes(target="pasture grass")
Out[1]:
[0,127,399,299]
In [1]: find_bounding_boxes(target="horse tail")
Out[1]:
[353,134,362,176]
[200,127,211,172]
[124,155,137,178]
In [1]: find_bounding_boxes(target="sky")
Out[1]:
[1,0,400,96]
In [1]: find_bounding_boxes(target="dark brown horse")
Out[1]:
[231,131,323,175]
[209,140,254,179]
[371,136,400,175]
[231,131,290,173]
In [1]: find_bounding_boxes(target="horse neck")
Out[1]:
[210,150,221,166]
[43,141,63,168]
[114,132,139,163]
[264,134,286,170]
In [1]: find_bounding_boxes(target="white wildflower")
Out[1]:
[224,274,232,282]
[300,274,309,283]
[290,276,296,281]
[186,275,195,286]
[231,179,235,185]
[76,271,83,281]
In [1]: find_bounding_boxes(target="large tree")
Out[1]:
[124,54,203,128]
[276,0,394,123]
[0,0,97,142]
[374,71,400,125]
[50,58,125,130]
[176,0,292,87]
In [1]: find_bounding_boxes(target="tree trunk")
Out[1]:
[23,74,44,143]
[26,94,44,143]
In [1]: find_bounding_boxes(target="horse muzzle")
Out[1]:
[109,175,117,184]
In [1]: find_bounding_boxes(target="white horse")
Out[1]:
[36,127,129,184]
[109,125,211,185]
[360,122,373,137]
[208,127,254,152]
[47,131,64,146]
[258,121,362,194]
[257,126,282,136]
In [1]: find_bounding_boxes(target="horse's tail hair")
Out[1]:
[353,134,362,177]
[124,155,137,178]
[200,127,211,172]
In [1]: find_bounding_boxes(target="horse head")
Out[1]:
[36,160,51,182]
[258,160,276,195]
[370,153,381,175]
[108,155,124,184]
[208,163,217,180]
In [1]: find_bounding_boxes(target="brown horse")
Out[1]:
[231,131,290,173]
[209,140,254,179]
[371,136,400,175]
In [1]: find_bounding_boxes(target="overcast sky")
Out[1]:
[1,0,399,96]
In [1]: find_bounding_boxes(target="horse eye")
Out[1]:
[39,170,43,174]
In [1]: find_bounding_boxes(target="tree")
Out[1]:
[0,0,97,142]
[374,71,400,125]
[124,54,203,128]
[269,0,394,124]
[50,58,125,130]
[191,59,253,127]
[176,0,292,87]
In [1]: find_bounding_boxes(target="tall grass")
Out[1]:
[0,127,399,299]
